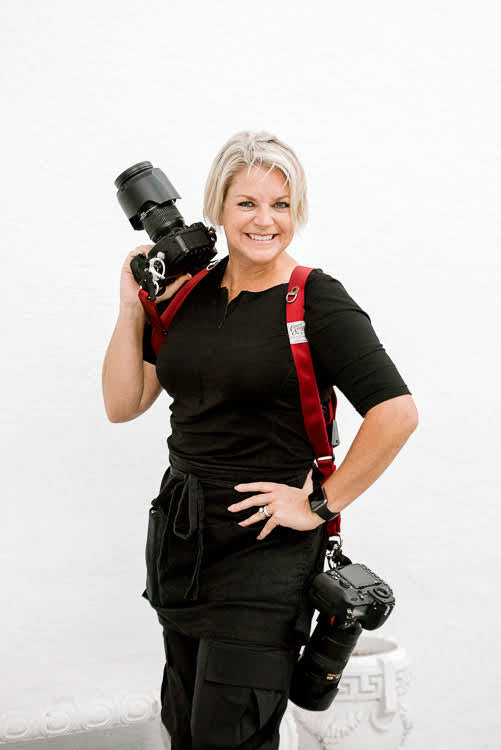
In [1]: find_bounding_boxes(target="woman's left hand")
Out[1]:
[227,469,325,540]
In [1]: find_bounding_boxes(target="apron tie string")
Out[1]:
[168,471,206,601]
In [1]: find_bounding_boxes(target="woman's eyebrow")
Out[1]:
[235,194,290,200]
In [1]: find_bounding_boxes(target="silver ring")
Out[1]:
[259,505,271,518]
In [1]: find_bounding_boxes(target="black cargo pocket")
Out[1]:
[143,503,168,607]
[142,467,174,607]
[190,638,297,750]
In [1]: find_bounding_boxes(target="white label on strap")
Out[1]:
[287,320,308,344]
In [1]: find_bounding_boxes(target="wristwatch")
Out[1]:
[307,485,340,521]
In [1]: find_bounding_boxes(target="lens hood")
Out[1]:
[115,161,181,230]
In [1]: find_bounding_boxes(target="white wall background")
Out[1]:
[1,1,499,747]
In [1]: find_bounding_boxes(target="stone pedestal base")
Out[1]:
[291,635,413,750]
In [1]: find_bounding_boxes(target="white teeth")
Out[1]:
[248,234,275,241]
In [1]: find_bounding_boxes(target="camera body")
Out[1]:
[115,161,217,300]
[288,553,395,711]
[310,562,395,630]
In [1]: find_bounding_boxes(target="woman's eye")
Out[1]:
[237,201,289,209]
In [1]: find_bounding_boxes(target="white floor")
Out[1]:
[0,716,320,750]
[0,719,170,750]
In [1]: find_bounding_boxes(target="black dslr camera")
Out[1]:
[289,541,395,711]
[115,161,217,300]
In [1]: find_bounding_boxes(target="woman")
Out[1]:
[102,131,418,749]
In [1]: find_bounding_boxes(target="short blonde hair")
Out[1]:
[203,130,308,230]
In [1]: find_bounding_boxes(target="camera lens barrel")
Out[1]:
[141,202,185,243]
[115,161,182,232]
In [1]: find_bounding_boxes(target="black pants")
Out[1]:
[160,626,301,750]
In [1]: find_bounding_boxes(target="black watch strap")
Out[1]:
[308,485,340,521]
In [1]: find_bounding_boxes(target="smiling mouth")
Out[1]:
[246,233,277,242]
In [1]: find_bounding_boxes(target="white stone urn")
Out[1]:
[279,707,300,750]
[291,634,412,750]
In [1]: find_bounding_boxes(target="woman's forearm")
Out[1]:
[102,302,146,422]
[322,394,418,514]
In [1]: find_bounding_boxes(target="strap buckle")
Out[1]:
[206,259,220,270]
[286,285,299,303]
[313,452,335,469]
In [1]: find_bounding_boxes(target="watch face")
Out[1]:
[309,487,339,520]
[309,486,326,510]
[311,498,327,513]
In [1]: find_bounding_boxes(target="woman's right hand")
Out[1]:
[120,245,193,309]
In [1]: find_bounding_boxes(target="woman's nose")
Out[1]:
[253,205,273,227]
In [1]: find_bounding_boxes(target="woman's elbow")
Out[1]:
[409,406,419,433]
[107,411,124,423]
[366,394,419,434]
[104,405,125,423]
[104,402,138,423]
[401,395,419,433]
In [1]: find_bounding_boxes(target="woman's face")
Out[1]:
[221,165,294,267]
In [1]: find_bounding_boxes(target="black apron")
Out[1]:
[142,452,328,650]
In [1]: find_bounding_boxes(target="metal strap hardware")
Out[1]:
[313,453,335,469]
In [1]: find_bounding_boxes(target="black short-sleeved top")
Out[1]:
[142,254,411,476]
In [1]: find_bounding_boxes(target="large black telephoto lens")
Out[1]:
[115,161,217,300]
[289,617,362,711]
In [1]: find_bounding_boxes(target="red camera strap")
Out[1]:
[138,267,212,353]
[286,267,340,536]
[138,260,340,536]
